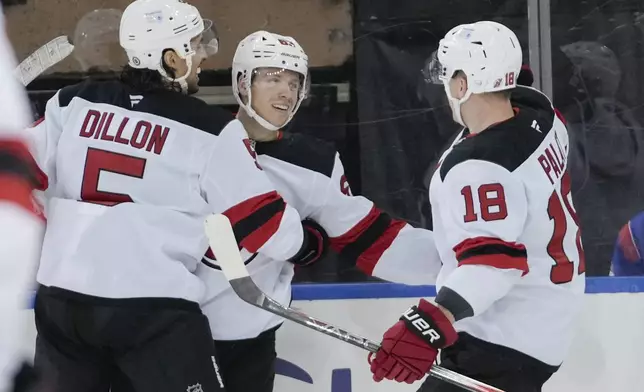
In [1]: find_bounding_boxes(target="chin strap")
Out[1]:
[158,54,194,94]
[443,82,473,127]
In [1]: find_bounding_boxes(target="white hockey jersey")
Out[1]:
[0,11,44,392]
[198,132,442,340]
[26,80,306,303]
[430,86,585,366]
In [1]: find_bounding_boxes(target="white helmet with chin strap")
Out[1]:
[119,0,219,93]
[424,21,522,126]
[232,31,309,131]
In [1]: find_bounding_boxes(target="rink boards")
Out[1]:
[20,277,644,391]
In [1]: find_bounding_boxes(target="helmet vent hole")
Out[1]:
[483,50,487,58]
[169,17,174,21]
[472,41,482,45]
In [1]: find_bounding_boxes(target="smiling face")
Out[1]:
[249,67,302,128]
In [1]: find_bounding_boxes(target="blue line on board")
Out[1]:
[291,277,644,301]
[25,277,644,309]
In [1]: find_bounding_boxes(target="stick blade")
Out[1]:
[15,36,74,86]
[204,214,249,280]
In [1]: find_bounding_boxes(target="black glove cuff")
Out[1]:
[288,219,329,266]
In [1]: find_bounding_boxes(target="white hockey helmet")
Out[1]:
[424,21,522,125]
[119,0,219,92]
[232,30,309,131]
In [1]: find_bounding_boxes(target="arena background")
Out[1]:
[6,0,644,390]
[6,0,644,279]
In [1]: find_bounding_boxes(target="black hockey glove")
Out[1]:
[287,219,329,267]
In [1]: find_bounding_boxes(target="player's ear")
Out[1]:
[238,78,248,95]
[457,74,468,98]
[162,49,181,75]
[237,77,250,104]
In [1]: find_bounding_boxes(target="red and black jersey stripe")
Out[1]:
[454,236,529,275]
[330,205,406,275]
[0,138,47,191]
[0,138,46,214]
[222,190,287,253]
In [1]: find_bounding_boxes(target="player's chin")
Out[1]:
[267,111,290,128]
[268,117,288,129]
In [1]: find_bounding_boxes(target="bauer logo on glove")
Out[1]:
[401,306,443,345]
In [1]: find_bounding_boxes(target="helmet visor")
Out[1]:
[422,50,450,85]
[250,67,310,102]
[191,19,219,58]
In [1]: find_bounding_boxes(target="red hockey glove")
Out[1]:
[288,219,329,267]
[369,299,458,384]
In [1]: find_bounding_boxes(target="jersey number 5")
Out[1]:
[461,173,585,284]
[81,148,146,206]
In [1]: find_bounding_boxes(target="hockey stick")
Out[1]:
[204,214,505,392]
[14,36,74,87]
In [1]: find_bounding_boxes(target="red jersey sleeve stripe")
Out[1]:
[0,174,41,217]
[330,205,407,275]
[454,236,529,275]
[223,191,286,253]
[0,139,48,191]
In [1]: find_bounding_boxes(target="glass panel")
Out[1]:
[550,0,644,276]
[356,0,531,229]
[308,0,532,283]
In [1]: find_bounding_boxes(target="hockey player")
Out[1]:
[24,1,322,391]
[368,21,585,391]
[196,30,443,392]
[0,6,46,392]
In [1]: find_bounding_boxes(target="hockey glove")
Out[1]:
[287,219,329,267]
[369,299,458,384]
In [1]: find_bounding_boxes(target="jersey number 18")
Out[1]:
[461,172,585,284]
